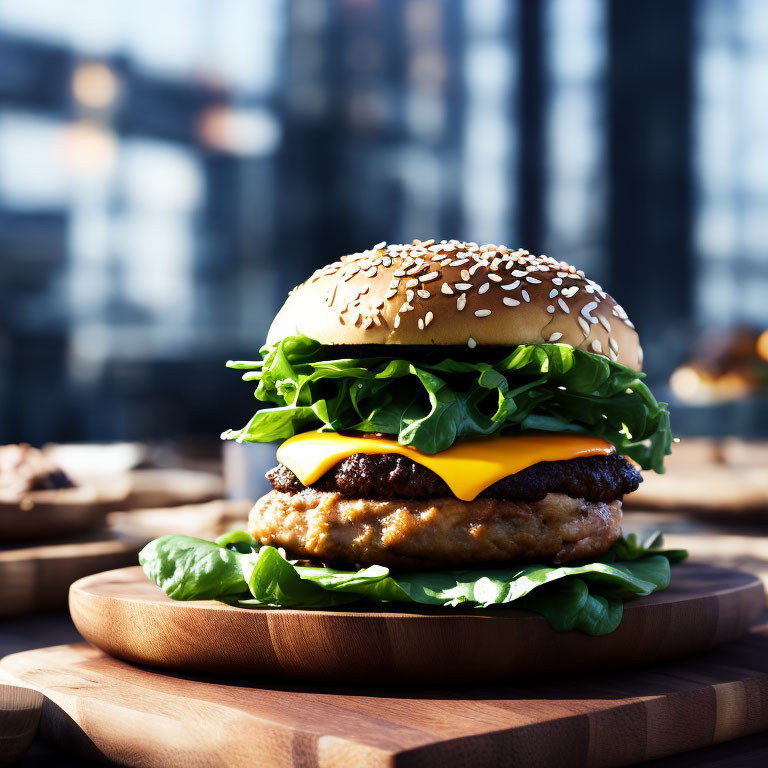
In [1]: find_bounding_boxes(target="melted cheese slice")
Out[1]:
[276,430,614,502]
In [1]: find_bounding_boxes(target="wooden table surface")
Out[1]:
[4,508,768,766]
[2,611,768,767]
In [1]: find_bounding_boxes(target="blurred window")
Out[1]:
[695,0,768,327]
[543,0,606,279]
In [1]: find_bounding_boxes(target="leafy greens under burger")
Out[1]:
[140,531,686,636]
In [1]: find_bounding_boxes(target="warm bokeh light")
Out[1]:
[60,120,118,176]
[72,62,120,110]
[198,106,281,157]
[757,329,768,363]
[670,365,753,404]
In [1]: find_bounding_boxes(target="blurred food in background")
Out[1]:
[669,327,768,405]
[0,437,236,617]
[0,442,132,542]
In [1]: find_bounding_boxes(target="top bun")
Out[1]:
[267,239,642,371]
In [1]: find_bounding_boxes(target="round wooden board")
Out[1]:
[0,481,131,543]
[0,536,143,618]
[70,563,765,684]
[0,684,43,767]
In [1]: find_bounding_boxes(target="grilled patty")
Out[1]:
[250,490,623,569]
[267,452,641,504]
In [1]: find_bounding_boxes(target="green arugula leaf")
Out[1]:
[140,532,687,636]
[222,336,672,472]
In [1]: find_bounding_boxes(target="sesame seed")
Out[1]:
[547,305,555,313]
[591,340,603,354]
[418,318,425,330]
[399,303,413,313]
[609,337,619,353]
[441,283,454,295]
[578,316,590,336]
[503,297,520,307]
[455,283,472,290]
[457,294,467,311]
[421,239,435,247]
[521,290,530,302]
[609,349,618,361]
[417,289,431,299]
[384,289,398,299]
[406,289,414,302]
[488,273,502,282]
[552,277,563,286]
[549,289,558,299]
[599,316,612,333]
[478,283,490,295]
[450,258,469,267]
[393,269,405,278]
[461,269,470,281]
[581,301,599,324]
[372,241,386,250]
[394,315,401,328]
[502,280,520,290]
[425,311,434,327]
[405,278,419,288]
[526,276,541,284]
[364,267,377,278]
[557,298,570,314]
[548,332,563,342]
[467,337,477,349]
[420,271,439,283]
[474,309,491,318]
[511,270,527,277]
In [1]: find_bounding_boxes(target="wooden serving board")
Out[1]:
[6,628,768,768]
[0,684,42,767]
[0,536,142,618]
[0,479,132,543]
[69,563,764,684]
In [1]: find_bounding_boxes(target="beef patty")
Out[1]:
[249,490,623,569]
[267,452,641,504]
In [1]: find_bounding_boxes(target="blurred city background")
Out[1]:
[1,0,767,446]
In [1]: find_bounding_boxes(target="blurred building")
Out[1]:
[0,0,766,444]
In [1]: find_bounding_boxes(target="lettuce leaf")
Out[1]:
[222,336,672,472]
[139,532,687,636]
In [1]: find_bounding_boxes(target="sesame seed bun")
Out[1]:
[267,239,642,371]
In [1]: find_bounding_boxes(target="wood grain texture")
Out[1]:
[69,563,764,684]
[0,537,142,618]
[6,628,768,768]
[0,684,43,767]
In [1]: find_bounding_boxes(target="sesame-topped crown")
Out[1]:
[267,239,642,370]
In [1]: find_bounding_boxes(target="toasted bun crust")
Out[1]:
[267,239,642,370]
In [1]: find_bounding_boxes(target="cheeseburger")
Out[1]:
[141,239,681,635]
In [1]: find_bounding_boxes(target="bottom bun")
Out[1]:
[249,490,622,570]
